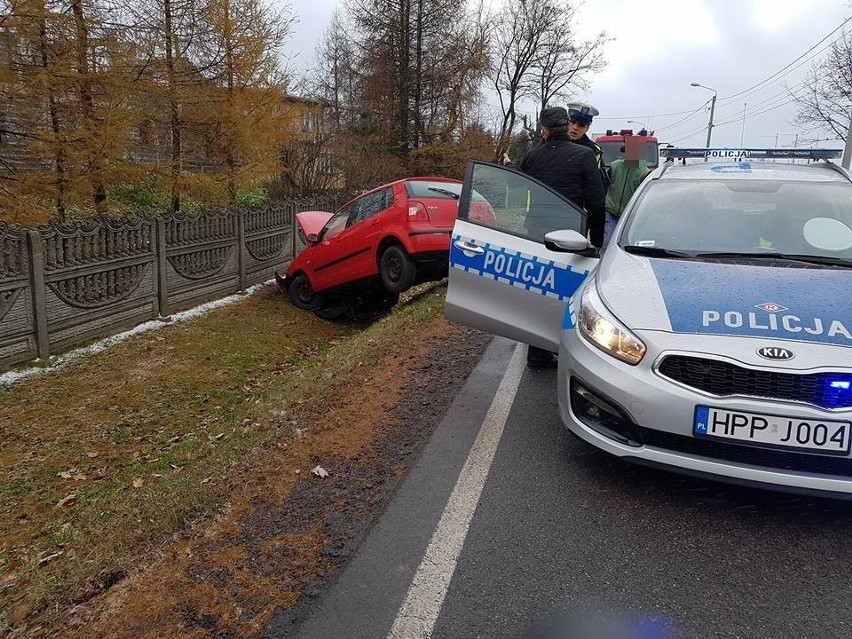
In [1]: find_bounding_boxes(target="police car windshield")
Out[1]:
[623,180,852,263]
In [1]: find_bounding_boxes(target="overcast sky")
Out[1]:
[281,0,851,149]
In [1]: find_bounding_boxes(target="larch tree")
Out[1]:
[66,0,136,213]
[0,0,134,218]
[0,0,76,218]
[194,0,294,204]
[124,0,204,212]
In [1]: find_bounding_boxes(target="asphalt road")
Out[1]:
[277,337,852,639]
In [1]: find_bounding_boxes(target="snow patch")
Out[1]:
[0,280,273,388]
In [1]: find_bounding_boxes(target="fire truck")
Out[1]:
[594,128,660,169]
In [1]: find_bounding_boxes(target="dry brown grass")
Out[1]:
[0,281,452,637]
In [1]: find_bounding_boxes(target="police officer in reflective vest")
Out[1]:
[566,102,609,191]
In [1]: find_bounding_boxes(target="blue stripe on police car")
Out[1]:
[650,260,852,347]
[450,235,589,302]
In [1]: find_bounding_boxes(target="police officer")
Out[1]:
[510,105,605,368]
[566,102,609,190]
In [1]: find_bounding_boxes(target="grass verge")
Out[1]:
[0,281,450,637]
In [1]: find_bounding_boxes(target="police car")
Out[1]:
[445,148,852,497]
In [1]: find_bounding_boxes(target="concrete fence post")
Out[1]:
[237,211,246,291]
[26,230,49,359]
[155,218,169,317]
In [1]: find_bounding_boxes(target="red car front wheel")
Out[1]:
[289,274,322,310]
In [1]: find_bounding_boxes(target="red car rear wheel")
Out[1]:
[380,245,416,294]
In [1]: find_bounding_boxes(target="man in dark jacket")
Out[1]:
[508,105,606,367]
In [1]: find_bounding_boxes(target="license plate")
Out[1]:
[694,406,852,455]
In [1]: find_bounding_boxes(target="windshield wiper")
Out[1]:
[427,187,460,199]
[623,245,692,259]
[695,251,852,268]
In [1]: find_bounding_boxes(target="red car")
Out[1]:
[276,176,495,320]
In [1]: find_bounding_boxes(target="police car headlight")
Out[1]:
[578,285,646,365]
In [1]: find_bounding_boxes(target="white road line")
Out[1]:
[388,342,527,639]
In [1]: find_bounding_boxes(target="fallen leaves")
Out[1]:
[311,465,329,478]
[132,478,144,488]
[36,550,64,566]
[55,494,77,508]
[57,469,87,481]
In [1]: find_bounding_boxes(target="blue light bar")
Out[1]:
[659,148,844,160]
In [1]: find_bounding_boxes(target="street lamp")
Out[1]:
[627,119,647,132]
[690,82,717,148]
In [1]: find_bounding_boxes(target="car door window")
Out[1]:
[458,162,585,242]
[321,204,353,240]
[351,188,393,226]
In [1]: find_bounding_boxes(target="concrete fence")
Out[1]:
[0,199,339,372]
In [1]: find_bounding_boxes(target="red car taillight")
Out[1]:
[407,201,429,222]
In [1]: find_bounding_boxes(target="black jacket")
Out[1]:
[519,132,605,247]
[574,133,611,192]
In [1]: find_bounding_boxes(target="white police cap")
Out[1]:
[566,102,599,124]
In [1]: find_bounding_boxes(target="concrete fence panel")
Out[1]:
[38,217,159,353]
[243,204,294,288]
[0,223,37,365]
[0,200,330,372]
[160,209,241,314]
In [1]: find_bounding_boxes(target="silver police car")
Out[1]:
[446,148,852,497]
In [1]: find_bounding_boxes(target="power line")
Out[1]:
[654,100,712,134]
[715,15,852,105]
[661,63,836,141]
[667,123,713,145]
[480,15,851,141]
[610,20,848,132]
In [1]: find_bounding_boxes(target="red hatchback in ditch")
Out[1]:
[277,176,495,320]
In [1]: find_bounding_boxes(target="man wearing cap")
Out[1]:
[566,102,609,191]
[509,105,606,368]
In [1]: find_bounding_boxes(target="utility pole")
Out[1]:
[706,93,717,148]
[842,113,852,170]
[691,82,718,148]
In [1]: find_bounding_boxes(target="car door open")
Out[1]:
[445,161,599,352]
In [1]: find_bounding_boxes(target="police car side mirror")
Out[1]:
[544,230,598,256]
